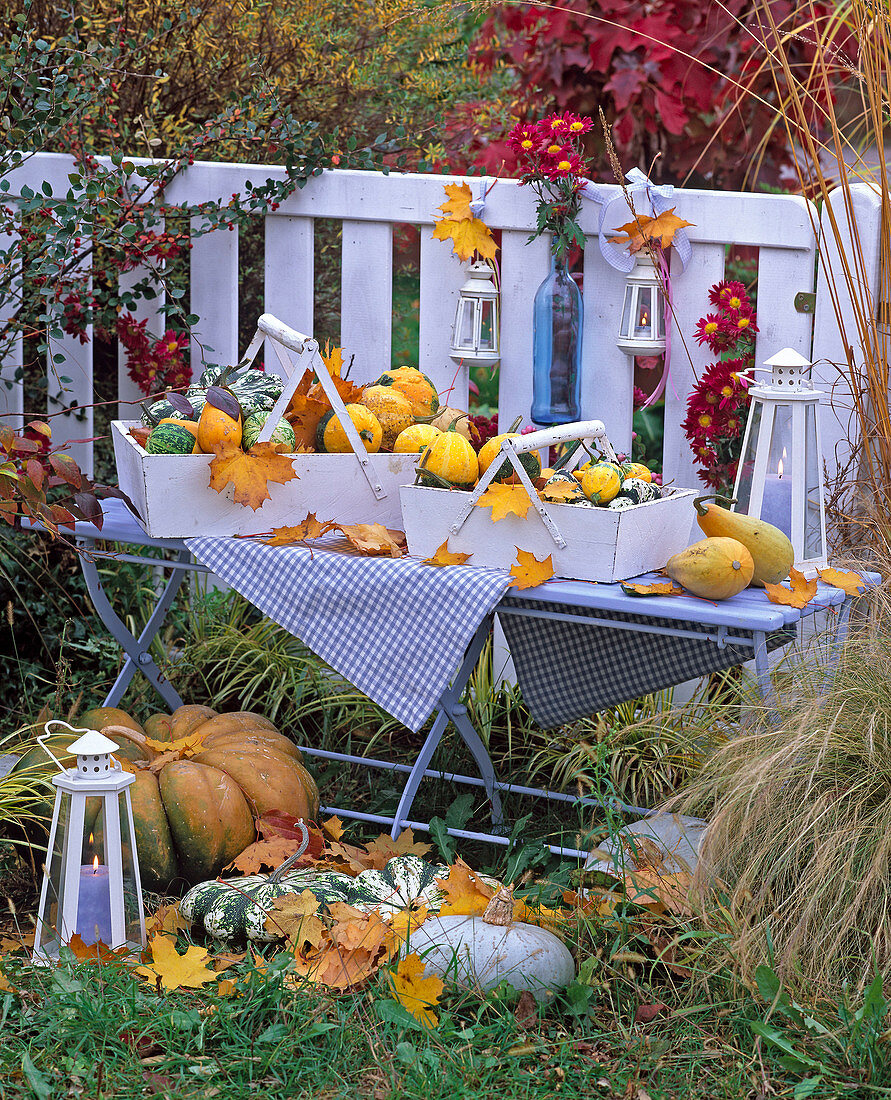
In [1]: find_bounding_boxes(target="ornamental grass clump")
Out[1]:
[677,588,891,997]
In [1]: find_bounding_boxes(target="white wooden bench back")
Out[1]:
[0,155,881,492]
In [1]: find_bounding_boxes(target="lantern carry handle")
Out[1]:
[37,720,91,770]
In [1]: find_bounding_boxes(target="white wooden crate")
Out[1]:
[400,421,697,583]
[112,314,417,537]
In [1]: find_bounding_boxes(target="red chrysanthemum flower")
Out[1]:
[633,385,648,409]
[708,280,748,309]
[545,150,584,178]
[694,314,723,347]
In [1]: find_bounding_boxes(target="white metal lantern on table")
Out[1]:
[615,251,667,357]
[33,722,145,964]
[449,260,500,369]
[731,348,828,570]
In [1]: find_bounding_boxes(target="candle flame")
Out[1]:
[778,456,784,478]
[92,854,99,872]
[88,832,93,845]
[639,309,649,326]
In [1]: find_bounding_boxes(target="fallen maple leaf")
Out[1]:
[217,977,238,998]
[327,903,389,956]
[0,969,15,993]
[145,903,191,938]
[475,483,536,521]
[388,952,444,1027]
[435,857,495,917]
[363,829,432,870]
[438,182,475,221]
[66,934,126,963]
[621,582,684,597]
[267,890,326,947]
[432,216,497,262]
[257,513,337,546]
[336,523,406,557]
[286,379,329,450]
[634,1002,670,1024]
[818,566,867,596]
[538,479,583,503]
[764,566,818,609]
[607,208,695,253]
[213,949,247,972]
[228,834,314,875]
[208,442,298,510]
[321,342,345,377]
[509,548,555,590]
[322,815,345,842]
[135,935,216,991]
[423,540,473,567]
[143,731,206,757]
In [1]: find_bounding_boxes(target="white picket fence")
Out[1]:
[0,154,882,492]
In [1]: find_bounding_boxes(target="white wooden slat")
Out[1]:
[0,228,23,428]
[812,183,883,495]
[418,231,468,409]
[264,214,313,377]
[189,218,240,377]
[47,251,94,476]
[341,219,392,380]
[662,243,727,492]
[497,230,551,432]
[116,223,167,419]
[753,242,816,365]
[582,241,633,453]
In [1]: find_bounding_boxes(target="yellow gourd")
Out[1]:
[316,404,382,453]
[694,495,795,587]
[580,464,622,505]
[393,423,442,454]
[419,425,479,489]
[666,536,755,600]
[197,402,242,453]
[373,366,440,418]
[361,385,415,450]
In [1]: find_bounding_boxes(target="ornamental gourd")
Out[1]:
[694,495,794,587]
[360,386,414,450]
[406,885,576,1003]
[316,404,382,453]
[197,400,243,453]
[429,407,473,440]
[666,536,755,600]
[372,366,440,418]
[418,424,479,489]
[393,423,441,454]
[580,463,622,505]
[477,418,541,484]
[241,413,296,453]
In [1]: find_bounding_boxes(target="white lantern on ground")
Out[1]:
[615,251,667,357]
[731,348,828,570]
[33,722,145,964]
[449,260,500,369]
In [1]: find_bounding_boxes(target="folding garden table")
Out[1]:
[68,498,868,859]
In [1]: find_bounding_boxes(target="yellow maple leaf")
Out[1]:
[266,890,326,947]
[475,483,536,521]
[388,952,444,1027]
[0,968,14,993]
[432,217,497,262]
[142,731,206,757]
[327,904,389,956]
[336,522,407,557]
[322,815,345,842]
[208,442,299,511]
[217,977,238,998]
[764,566,818,609]
[438,181,474,221]
[509,548,555,590]
[135,934,216,991]
[818,566,867,596]
[362,829,432,870]
[423,540,473,567]
[385,905,430,956]
[435,858,496,917]
[538,479,583,503]
[321,341,344,377]
[621,581,684,597]
[145,903,191,938]
[607,208,695,253]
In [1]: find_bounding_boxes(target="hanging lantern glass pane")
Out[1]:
[758,404,793,535]
[457,301,475,348]
[804,406,825,560]
[37,792,72,958]
[479,300,495,351]
[118,799,144,945]
[620,287,634,337]
[635,287,653,337]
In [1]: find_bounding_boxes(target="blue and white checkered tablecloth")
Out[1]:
[186,535,510,732]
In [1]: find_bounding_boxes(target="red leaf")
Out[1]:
[48,452,82,488]
[634,1002,670,1024]
[25,458,45,491]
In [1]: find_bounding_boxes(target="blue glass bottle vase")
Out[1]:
[531,253,582,426]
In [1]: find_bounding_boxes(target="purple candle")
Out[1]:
[76,858,112,946]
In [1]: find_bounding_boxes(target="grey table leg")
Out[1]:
[752,630,772,702]
[389,616,502,837]
[79,549,190,711]
[820,600,852,695]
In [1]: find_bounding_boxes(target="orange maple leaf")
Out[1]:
[322,815,345,842]
[258,513,337,546]
[621,582,684,597]
[423,540,472,567]
[285,369,329,449]
[213,949,247,973]
[266,890,327,947]
[435,857,496,917]
[321,342,345,377]
[818,566,867,596]
[308,375,364,408]
[135,935,216,991]
[327,903,390,955]
[432,217,497,262]
[475,483,536,521]
[509,548,555,590]
[143,731,206,757]
[764,566,818,609]
[607,208,695,253]
[362,829,432,870]
[208,442,298,511]
[336,523,407,557]
[438,182,474,221]
[388,952,444,1027]
[145,903,191,938]
[227,834,313,875]
[65,934,127,964]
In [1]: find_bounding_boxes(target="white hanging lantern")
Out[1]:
[33,721,146,964]
[616,251,667,357]
[449,260,500,369]
[731,348,828,570]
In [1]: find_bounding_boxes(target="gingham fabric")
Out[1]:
[186,535,510,732]
[498,598,796,729]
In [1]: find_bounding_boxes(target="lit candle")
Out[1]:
[759,452,792,535]
[76,854,112,946]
